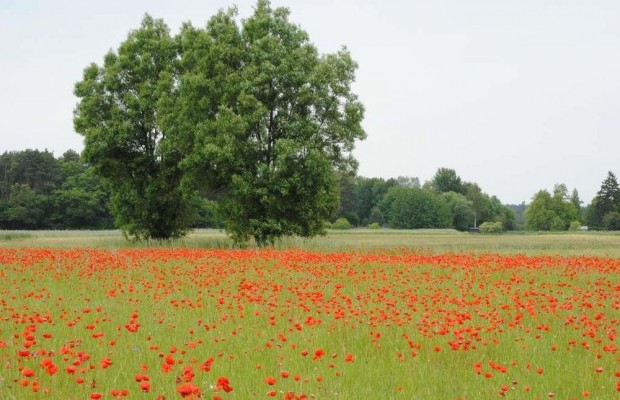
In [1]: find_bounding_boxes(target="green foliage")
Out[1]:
[550,216,565,231]
[368,207,384,225]
[331,217,352,230]
[380,187,451,229]
[0,150,59,229]
[568,221,581,231]
[193,199,224,229]
[588,171,620,229]
[0,150,62,199]
[464,183,491,226]
[525,190,554,230]
[170,1,365,245]
[367,222,380,229]
[602,211,620,231]
[570,188,582,219]
[330,170,516,233]
[3,184,47,229]
[507,202,527,230]
[432,167,465,195]
[220,146,339,246]
[525,185,579,231]
[550,184,579,230]
[331,169,516,232]
[462,183,514,230]
[74,2,365,243]
[49,163,114,230]
[441,191,474,231]
[0,150,115,230]
[479,221,504,234]
[596,172,620,210]
[74,15,207,240]
[335,174,360,226]
[353,177,396,225]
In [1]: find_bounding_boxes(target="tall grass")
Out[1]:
[1,248,617,399]
[0,231,33,241]
[3,229,620,256]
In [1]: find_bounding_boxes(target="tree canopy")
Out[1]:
[431,167,466,195]
[0,150,114,230]
[74,15,199,240]
[73,1,365,244]
[525,184,579,231]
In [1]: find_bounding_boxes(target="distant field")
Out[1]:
[1,228,620,256]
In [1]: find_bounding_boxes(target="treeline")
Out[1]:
[1,149,617,233]
[0,151,516,232]
[337,170,620,232]
[0,150,113,229]
[0,149,225,230]
[333,168,515,231]
[523,171,620,231]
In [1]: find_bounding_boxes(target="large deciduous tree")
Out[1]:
[74,16,212,240]
[74,2,365,244]
[222,2,363,244]
[170,1,364,245]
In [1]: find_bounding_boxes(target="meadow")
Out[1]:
[3,229,620,256]
[0,230,619,399]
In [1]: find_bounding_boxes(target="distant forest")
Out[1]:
[1,149,619,232]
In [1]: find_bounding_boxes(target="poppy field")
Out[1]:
[0,247,618,399]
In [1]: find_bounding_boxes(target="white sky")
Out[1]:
[1,0,619,205]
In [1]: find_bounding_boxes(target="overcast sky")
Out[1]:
[1,0,619,204]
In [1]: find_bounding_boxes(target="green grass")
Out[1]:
[0,248,617,399]
[0,232,33,241]
[2,228,620,256]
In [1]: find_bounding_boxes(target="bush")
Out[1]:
[479,221,504,234]
[367,222,380,229]
[568,221,581,231]
[323,221,332,230]
[331,218,352,230]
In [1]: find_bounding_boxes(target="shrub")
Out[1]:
[331,218,352,230]
[479,221,504,234]
[367,222,380,229]
[568,221,581,231]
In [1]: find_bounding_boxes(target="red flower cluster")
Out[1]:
[1,247,618,398]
